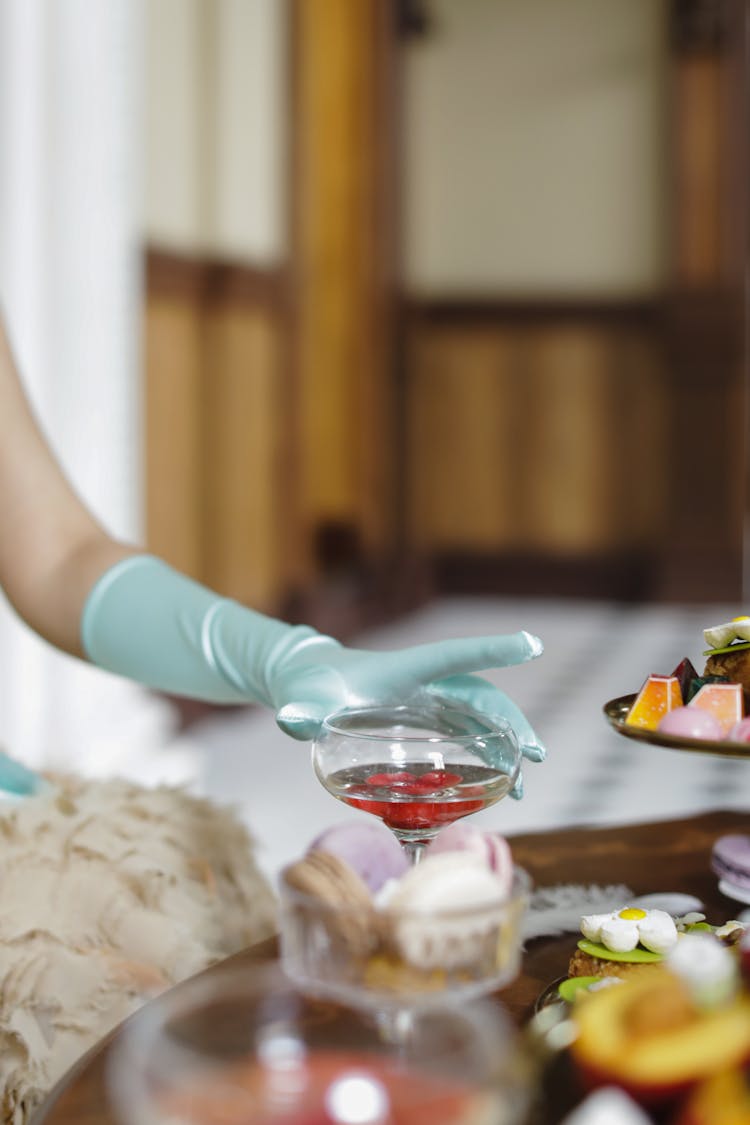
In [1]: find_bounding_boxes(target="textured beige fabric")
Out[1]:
[0,776,277,1124]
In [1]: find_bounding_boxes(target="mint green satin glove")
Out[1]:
[82,556,545,795]
[0,751,48,798]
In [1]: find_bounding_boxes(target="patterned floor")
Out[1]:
[156,597,750,883]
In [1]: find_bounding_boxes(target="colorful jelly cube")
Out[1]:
[688,682,744,734]
[687,674,729,702]
[671,657,698,702]
[626,674,683,730]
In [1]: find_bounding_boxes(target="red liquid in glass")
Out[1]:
[160,1048,491,1124]
[324,762,509,832]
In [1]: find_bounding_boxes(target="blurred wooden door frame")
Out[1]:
[144,1,410,636]
[401,0,748,604]
[657,0,748,600]
[286,0,405,622]
[144,0,747,615]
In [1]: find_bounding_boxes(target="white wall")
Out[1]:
[0,0,176,775]
[144,0,288,263]
[143,0,668,290]
[143,0,206,252]
[402,0,669,295]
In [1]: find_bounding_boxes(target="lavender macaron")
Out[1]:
[309,821,409,893]
[712,834,750,892]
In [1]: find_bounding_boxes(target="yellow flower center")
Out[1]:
[619,907,647,921]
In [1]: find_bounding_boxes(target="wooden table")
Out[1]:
[31,809,749,1125]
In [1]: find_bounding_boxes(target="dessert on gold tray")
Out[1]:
[605,614,750,751]
[703,616,750,709]
[279,820,529,1007]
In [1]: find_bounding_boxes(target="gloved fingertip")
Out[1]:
[520,631,544,660]
[275,703,325,742]
[275,716,320,741]
[510,773,524,800]
[522,738,546,763]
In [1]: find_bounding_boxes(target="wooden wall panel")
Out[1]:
[407,328,522,551]
[519,328,614,553]
[657,0,746,598]
[672,54,722,285]
[144,253,288,614]
[519,326,666,554]
[201,304,284,609]
[610,329,669,546]
[405,312,668,573]
[144,294,204,580]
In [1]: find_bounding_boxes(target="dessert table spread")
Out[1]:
[30,809,749,1125]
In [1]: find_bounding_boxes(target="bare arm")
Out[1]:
[0,319,137,657]
[0,323,546,782]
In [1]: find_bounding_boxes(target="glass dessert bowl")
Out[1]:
[107,961,532,1125]
[277,821,530,1015]
[311,700,521,862]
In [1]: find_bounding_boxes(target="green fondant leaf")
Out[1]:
[577,938,663,963]
[703,641,750,656]
[558,976,602,1002]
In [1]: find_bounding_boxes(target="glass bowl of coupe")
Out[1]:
[310,699,521,863]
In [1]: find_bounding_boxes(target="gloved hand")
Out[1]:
[82,556,545,796]
[0,750,48,797]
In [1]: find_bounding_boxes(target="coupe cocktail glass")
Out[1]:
[311,699,521,862]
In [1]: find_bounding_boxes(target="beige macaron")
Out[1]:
[283,851,378,955]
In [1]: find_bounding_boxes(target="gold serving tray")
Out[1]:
[603,694,750,758]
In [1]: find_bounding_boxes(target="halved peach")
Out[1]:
[570,970,750,1105]
[675,1069,750,1125]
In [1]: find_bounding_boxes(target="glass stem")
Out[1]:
[401,840,426,864]
[375,1007,414,1048]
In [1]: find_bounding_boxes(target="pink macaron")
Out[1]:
[729,717,750,743]
[658,706,724,740]
[428,822,513,893]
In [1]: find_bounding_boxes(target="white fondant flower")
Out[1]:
[600,916,640,952]
[636,909,677,954]
[704,616,750,649]
[580,907,678,955]
[580,913,611,943]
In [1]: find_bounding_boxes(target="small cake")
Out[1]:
[570,933,750,1108]
[568,906,744,983]
[568,907,680,981]
[703,616,750,712]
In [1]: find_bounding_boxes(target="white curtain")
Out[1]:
[0,0,177,778]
